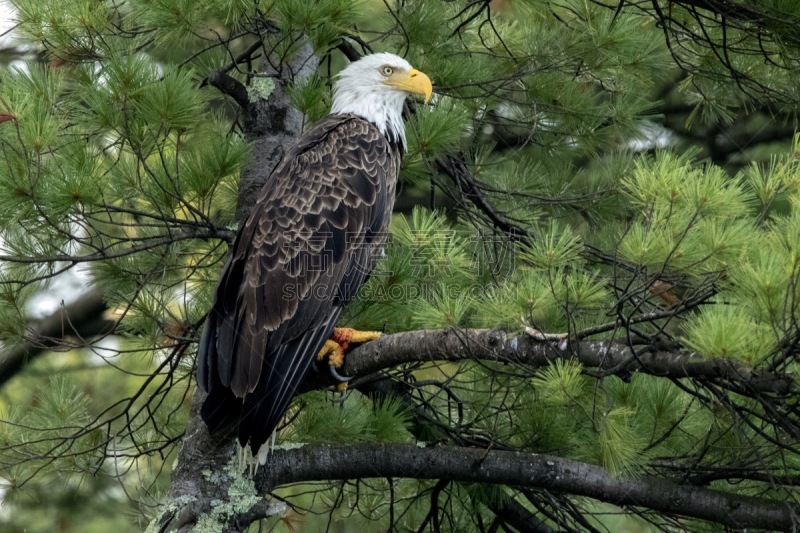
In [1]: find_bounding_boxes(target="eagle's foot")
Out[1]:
[317,328,382,391]
[317,339,346,367]
[331,327,382,350]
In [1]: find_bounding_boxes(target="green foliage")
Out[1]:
[744,136,800,211]
[617,151,756,273]
[272,0,365,51]
[289,391,412,444]
[287,74,330,122]
[406,99,470,158]
[367,396,414,443]
[522,221,583,269]
[531,359,588,406]
[623,152,751,218]
[3,0,800,530]
[594,407,648,476]
[0,376,112,522]
[347,207,482,331]
[409,283,473,329]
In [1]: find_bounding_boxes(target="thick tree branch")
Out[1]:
[262,443,797,531]
[162,325,793,528]
[203,70,250,110]
[342,328,793,395]
[0,290,112,387]
[164,390,797,532]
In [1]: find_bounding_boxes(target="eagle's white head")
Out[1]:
[331,52,433,149]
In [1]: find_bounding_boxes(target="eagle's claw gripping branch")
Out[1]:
[317,327,382,390]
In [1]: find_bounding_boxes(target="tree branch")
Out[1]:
[262,443,797,531]
[341,328,793,395]
[0,290,113,387]
[663,0,766,24]
[161,326,791,531]
[435,154,530,243]
[203,70,251,110]
[0,227,234,264]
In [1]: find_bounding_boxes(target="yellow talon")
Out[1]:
[338,328,382,344]
[327,349,344,368]
[331,327,382,349]
[318,328,382,391]
[317,339,345,367]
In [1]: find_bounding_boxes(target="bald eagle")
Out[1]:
[198,53,432,455]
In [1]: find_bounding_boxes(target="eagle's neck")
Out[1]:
[330,86,407,150]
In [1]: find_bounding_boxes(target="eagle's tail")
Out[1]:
[201,386,243,436]
[198,308,244,437]
[238,313,341,454]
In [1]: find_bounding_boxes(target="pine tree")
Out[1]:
[0,0,799,531]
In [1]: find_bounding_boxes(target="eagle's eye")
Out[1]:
[380,66,394,76]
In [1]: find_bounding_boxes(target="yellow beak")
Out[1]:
[386,68,433,104]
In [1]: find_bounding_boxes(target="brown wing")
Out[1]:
[198,114,400,451]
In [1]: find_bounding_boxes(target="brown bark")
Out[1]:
[161,325,796,531]
[342,328,793,395]
[261,443,798,531]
